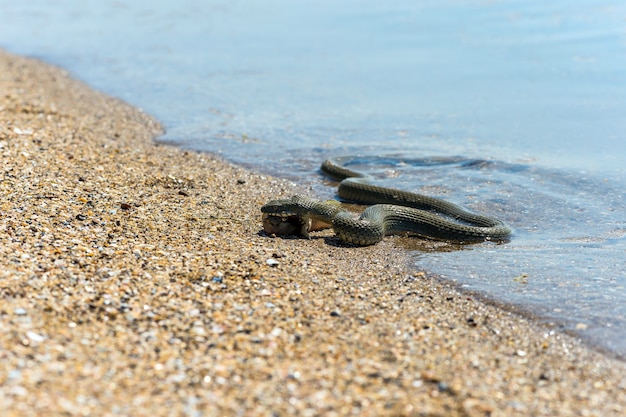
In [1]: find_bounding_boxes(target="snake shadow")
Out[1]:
[258,229,492,252]
[257,229,362,247]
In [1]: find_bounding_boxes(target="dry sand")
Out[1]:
[1,49,625,416]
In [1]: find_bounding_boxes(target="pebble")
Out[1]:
[26,331,46,344]
[265,258,280,267]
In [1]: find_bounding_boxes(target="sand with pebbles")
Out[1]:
[1,50,625,416]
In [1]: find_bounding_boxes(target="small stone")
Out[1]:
[7,370,21,381]
[26,331,46,344]
[14,308,27,316]
[76,214,87,221]
[13,127,33,135]
[190,326,207,337]
[211,276,223,283]
[266,258,279,267]
[120,203,132,210]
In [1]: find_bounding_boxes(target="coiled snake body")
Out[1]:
[261,157,511,246]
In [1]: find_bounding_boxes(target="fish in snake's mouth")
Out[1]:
[261,197,334,237]
[261,212,333,236]
[261,207,333,236]
[261,212,304,236]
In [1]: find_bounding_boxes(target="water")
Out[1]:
[2,0,625,357]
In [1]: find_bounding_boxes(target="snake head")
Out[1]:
[260,195,333,237]
[261,197,310,237]
[261,196,301,216]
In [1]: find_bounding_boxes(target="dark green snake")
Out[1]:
[261,157,511,246]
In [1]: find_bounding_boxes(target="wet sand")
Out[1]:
[1,49,625,416]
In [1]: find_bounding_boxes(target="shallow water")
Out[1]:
[2,0,625,356]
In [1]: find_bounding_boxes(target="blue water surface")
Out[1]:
[2,0,626,357]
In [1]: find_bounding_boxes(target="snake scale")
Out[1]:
[261,156,511,246]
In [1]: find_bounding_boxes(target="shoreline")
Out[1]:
[1,49,625,416]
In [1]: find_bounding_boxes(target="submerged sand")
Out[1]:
[1,50,625,416]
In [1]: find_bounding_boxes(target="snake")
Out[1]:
[261,156,512,246]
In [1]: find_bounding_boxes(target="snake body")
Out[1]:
[261,157,511,246]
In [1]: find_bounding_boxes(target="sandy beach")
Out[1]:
[1,49,625,416]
